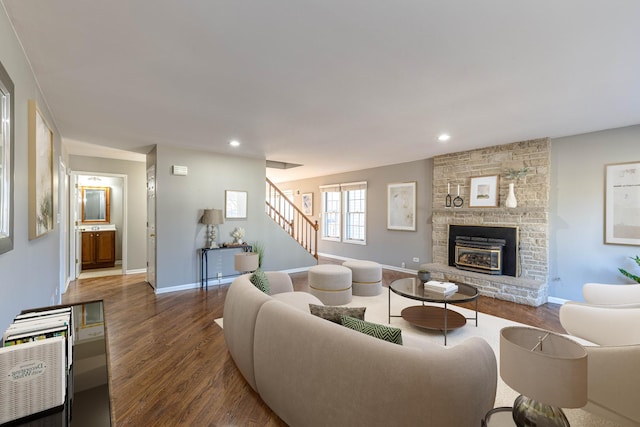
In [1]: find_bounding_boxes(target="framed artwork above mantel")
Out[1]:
[469,175,499,208]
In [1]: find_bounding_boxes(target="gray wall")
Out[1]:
[549,124,640,301]
[69,156,147,271]
[278,159,433,271]
[0,9,62,330]
[153,145,315,290]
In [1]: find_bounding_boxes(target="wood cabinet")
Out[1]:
[82,230,116,270]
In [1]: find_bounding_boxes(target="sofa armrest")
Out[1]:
[559,301,640,346]
[265,271,294,295]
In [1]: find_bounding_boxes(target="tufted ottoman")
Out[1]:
[308,264,352,305]
[342,260,383,296]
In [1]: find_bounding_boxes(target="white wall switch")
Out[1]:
[413,257,420,262]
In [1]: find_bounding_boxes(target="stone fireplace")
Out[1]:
[426,138,551,306]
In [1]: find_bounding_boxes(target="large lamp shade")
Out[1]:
[500,326,587,408]
[234,252,259,273]
[201,209,224,225]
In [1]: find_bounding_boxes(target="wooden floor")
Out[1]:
[63,260,564,426]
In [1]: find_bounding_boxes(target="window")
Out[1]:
[320,184,341,241]
[343,182,366,244]
[320,182,367,244]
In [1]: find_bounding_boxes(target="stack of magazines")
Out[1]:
[424,280,458,295]
[0,306,73,424]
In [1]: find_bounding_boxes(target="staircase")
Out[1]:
[266,178,318,260]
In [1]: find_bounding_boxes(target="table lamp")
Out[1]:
[234,252,259,273]
[201,209,224,248]
[500,326,587,427]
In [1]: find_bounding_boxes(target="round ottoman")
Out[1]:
[342,260,383,296]
[308,264,352,305]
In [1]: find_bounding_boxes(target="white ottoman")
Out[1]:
[342,260,383,296]
[308,264,352,305]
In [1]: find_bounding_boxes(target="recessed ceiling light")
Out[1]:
[229,139,240,147]
[438,134,451,142]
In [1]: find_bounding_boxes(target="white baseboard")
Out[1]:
[547,296,569,305]
[125,268,147,275]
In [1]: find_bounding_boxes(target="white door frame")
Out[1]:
[146,165,156,290]
[69,170,128,279]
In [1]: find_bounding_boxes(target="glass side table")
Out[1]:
[482,407,516,427]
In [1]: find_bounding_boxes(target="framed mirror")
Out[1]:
[0,60,14,255]
[81,186,111,223]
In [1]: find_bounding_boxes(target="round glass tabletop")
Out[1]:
[389,277,478,303]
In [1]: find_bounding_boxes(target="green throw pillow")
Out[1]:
[340,315,403,345]
[309,304,366,324]
[250,269,270,294]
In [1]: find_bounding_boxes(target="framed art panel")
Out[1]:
[225,190,248,219]
[28,99,54,240]
[0,59,14,254]
[302,192,313,215]
[469,175,499,208]
[387,181,416,231]
[605,161,640,245]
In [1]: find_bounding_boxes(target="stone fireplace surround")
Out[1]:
[426,138,550,307]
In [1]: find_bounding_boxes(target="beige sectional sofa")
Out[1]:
[223,272,498,427]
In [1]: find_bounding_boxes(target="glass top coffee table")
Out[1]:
[388,277,479,345]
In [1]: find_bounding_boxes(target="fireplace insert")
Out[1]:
[454,236,506,275]
[448,224,519,277]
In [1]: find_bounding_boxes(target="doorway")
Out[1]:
[70,172,128,280]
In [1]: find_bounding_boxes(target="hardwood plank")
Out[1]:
[63,259,562,426]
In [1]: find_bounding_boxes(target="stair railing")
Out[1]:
[266,178,318,259]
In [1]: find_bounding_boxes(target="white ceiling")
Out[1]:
[4,1,640,182]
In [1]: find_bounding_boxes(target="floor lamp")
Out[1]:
[201,209,224,248]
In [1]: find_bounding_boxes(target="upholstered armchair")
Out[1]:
[581,282,640,305]
[559,283,640,426]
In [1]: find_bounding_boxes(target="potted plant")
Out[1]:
[417,268,430,283]
[252,241,266,269]
[619,255,640,283]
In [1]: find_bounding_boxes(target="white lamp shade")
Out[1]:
[234,252,259,272]
[500,326,588,408]
[201,209,224,225]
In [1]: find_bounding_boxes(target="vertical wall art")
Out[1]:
[28,99,54,239]
[225,190,248,219]
[302,192,313,215]
[605,161,640,245]
[0,60,14,254]
[387,181,416,231]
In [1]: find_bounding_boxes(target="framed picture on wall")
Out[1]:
[387,181,416,231]
[225,190,248,219]
[469,175,499,208]
[302,193,313,215]
[605,161,640,245]
[28,99,54,240]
